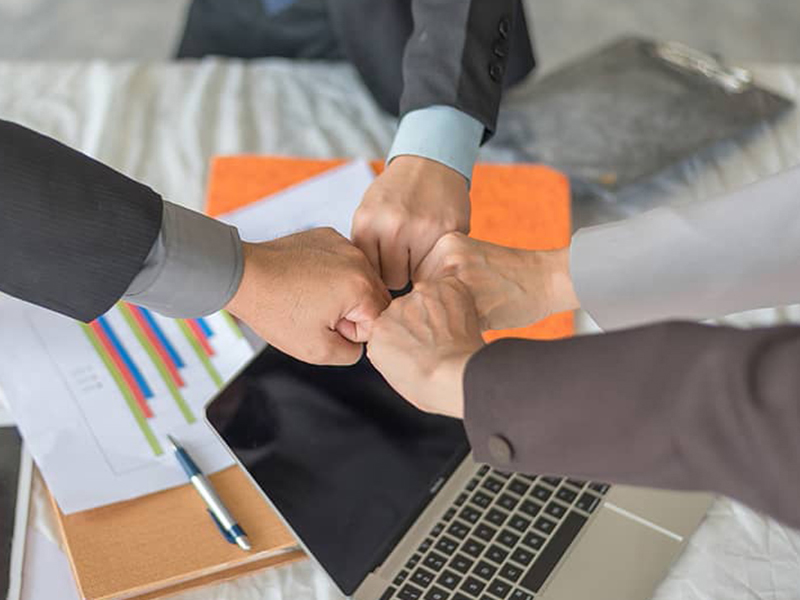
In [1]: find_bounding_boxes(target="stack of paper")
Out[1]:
[0,300,254,513]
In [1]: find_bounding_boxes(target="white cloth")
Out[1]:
[1,58,800,600]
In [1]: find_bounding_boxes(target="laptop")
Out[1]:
[206,346,712,600]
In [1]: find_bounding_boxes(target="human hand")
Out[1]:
[415,232,579,331]
[366,277,485,418]
[226,228,390,366]
[351,155,470,290]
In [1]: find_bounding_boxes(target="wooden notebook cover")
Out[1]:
[51,467,303,600]
[206,156,574,341]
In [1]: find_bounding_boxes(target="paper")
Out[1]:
[0,299,254,513]
[218,159,375,241]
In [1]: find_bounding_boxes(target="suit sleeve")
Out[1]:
[0,120,162,321]
[464,322,800,529]
[571,164,800,331]
[400,0,528,138]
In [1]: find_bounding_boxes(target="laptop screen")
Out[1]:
[206,346,470,596]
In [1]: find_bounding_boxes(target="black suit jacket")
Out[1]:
[178,0,536,132]
[329,0,535,131]
[0,120,163,321]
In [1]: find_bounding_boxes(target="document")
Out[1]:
[0,299,254,513]
[218,159,375,241]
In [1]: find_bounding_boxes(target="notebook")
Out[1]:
[50,467,303,600]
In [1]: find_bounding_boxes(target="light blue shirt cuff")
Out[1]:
[387,106,484,182]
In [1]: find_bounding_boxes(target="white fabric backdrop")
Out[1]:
[1,58,800,599]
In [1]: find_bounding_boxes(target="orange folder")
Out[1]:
[206,156,574,342]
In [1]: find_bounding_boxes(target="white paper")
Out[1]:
[0,299,254,513]
[218,159,375,241]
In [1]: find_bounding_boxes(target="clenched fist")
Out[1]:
[226,227,390,366]
[367,278,484,418]
[415,233,578,331]
[352,155,470,290]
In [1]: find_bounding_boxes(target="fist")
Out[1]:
[415,232,577,331]
[367,278,484,418]
[226,227,390,366]
[352,155,470,290]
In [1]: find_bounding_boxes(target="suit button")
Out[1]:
[488,434,514,464]
[498,16,511,39]
[492,40,508,58]
[489,62,504,82]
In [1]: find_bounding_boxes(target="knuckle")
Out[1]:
[352,206,373,228]
[413,280,431,294]
[439,231,468,249]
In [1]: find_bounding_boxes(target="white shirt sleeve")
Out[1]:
[571,164,800,330]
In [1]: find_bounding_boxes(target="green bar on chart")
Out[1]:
[81,324,163,456]
[177,320,224,388]
[119,305,196,424]
[221,311,244,339]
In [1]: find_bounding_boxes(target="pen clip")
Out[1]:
[207,509,236,545]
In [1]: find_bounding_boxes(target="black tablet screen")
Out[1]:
[206,348,469,595]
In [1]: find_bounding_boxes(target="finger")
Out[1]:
[379,236,411,290]
[337,317,374,344]
[339,289,387,342]
[317,328,364,366]
[408,232,439,283]
[413,245,444,283]
[351,225,382,279]
[412,233,458,283]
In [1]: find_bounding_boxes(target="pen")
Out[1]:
[166,434,252,551]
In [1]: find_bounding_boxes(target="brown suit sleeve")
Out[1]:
[464,322,800,529]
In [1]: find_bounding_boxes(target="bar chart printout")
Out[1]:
[0,299,254,513]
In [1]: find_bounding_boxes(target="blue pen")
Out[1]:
[166,434,252,551]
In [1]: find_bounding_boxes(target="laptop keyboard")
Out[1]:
[380,466,610,600]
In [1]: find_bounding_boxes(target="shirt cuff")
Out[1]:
[123,201,244,317]
[387,105,483,182]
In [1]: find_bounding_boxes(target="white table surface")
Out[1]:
[2,58,800,600]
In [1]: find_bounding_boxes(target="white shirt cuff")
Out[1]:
[123,201,244,317]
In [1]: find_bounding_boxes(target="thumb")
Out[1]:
[338,308,376,344]
[318,327,364,366]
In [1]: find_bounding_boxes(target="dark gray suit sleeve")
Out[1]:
[400,0,528,137]
[0,120,162,322]
[464,322,800,529]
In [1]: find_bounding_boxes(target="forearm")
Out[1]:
[0,120,162,321]
[464,321,800,529]
[571,165,800,330]
[0,119,243,322]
